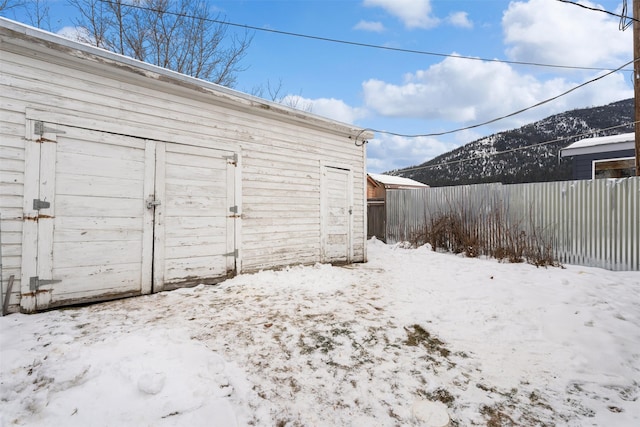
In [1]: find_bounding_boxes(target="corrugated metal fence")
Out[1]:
[385,177,640,271]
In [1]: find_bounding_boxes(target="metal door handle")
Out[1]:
[146,199,161,209]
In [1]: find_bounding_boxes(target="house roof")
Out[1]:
[368,173,428,188]
[0,17,374,141]
[561,133,635,157]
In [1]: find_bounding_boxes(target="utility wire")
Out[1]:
[395,121,638,174]
[95,0,628,72]
[555,0,639,23]
[354,58,636,145]
[91,1,636,149]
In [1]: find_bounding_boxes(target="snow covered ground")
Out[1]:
[1,239,639,426]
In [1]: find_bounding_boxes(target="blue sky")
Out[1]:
[2,0,635,172]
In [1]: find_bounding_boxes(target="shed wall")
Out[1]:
[0,28,366,312]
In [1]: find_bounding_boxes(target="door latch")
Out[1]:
[146,199,161,209]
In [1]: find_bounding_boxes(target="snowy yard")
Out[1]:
[1,240,639,426]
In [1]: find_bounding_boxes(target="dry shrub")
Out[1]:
[410,207,561,268]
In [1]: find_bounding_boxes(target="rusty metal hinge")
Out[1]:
[228,205,241,218]
[29,276,61,290]
[34,121,65,137]
[33,199,51,210]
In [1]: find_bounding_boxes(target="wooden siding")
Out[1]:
[571,149,636,180]
[367,177,385,200]
[0,23,367,312]
[367,203,386,241]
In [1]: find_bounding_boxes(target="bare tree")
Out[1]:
[66,0,252,87]
[250,78,313,113]
[25,0,50,29]
[0,0,24,12]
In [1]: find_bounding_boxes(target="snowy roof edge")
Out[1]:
[0,17,374,140]
[368,173,428,187]
[561,133,635,157]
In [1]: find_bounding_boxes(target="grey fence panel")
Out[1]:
[385,177,640,271]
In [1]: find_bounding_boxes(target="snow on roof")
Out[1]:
[561,133,635,157]
[368,173,428,187]
[0,17,374,140]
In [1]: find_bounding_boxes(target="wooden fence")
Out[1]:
[385,177,640,271]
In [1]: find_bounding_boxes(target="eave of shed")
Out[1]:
[368,173,428,188]
[560,133,635,157]
[0,17,374,141]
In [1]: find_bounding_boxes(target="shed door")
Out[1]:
[21,121,236,311]
[321,164,353,263]
[21,124,154,311]
[152,143,236,291]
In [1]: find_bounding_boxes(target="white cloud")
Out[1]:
[354,20,386,32]
[362,54,633,131]
[57,26,93,44]
[447,11,473,29]
[366,134,458,173]
[363,0,439,29]
[502,0,632,68]
[359,0,634,173]
[281,95,368,124]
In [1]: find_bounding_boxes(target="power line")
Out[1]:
[354,58,636,145]
[94,0,627,72]
[555,0,640,23]
[395,121,638,174]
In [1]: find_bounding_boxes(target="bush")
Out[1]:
[409,208,561,268]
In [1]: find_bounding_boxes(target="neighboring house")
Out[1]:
[367,173,428,241]
[0,18,373,313]
[561,133,636,179]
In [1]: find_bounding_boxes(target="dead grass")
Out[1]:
[404,324,450,358]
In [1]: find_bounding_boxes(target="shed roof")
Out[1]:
[561,133,635,157]
[368,173,428,188]
[0,17,374,141]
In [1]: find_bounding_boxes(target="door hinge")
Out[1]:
[29,276,61,291]
[223,153,238,166]
[228,205,241,218]
[224,249,239,257]
[33,199,51,210]
[34,121,65,137]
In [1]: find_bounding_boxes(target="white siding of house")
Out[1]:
[0,22,367,312]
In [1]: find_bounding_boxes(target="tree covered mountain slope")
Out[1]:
[392,98,634,187]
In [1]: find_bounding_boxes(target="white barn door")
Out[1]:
[152,143,236,291]
[21,121,237,311]
[21,124,154,311]
[320,164,353,264]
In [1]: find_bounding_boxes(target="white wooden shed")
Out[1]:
[0,18,373,313]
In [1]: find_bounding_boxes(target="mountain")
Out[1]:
[391,98,634,187]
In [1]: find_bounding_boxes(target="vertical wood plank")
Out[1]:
[319,162,327,262]
[226,152,236,274]
[234,151,243,273]
[141,140,155,294]
[152,141,166,292]
[34,130,57,309]
[347,168,354,263]
[19,120,40,312]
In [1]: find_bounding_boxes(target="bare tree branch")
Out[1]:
[63,0,252,87]
[0,0,24,13]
